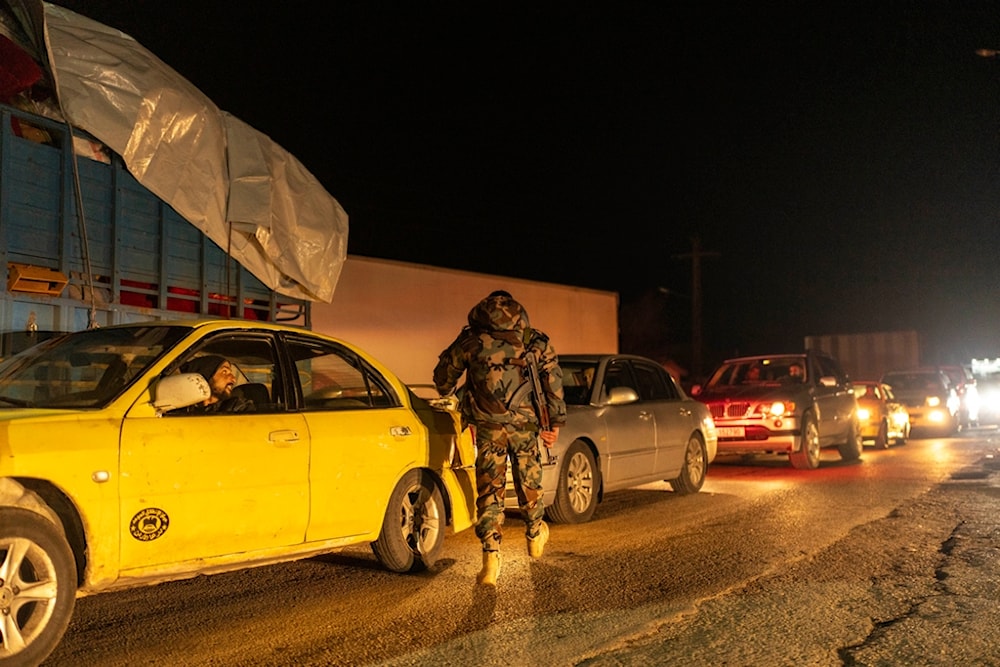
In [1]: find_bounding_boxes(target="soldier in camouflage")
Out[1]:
[434,290,566,586]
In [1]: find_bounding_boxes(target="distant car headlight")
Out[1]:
[926,396,941,407]
[891,412,909,427]
[857,407,872,421]
[927,408,946,423]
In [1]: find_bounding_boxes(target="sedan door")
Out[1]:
[629,359,694,479]
[598,359,658,486]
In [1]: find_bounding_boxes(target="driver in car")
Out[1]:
[787,362,805,382]
[179,355,256,413]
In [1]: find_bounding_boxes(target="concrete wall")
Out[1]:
[311,255,620,385]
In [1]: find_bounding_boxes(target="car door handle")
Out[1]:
[639,411,653,421]
[390,426,413,437]
[269,430,300,446]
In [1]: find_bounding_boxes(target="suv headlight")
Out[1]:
[754,401,794,417]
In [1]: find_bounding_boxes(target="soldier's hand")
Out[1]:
[540,426,559,446]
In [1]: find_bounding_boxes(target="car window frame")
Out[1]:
[631,359,680,401]
[163,331,284,414]
[279,332,401,412]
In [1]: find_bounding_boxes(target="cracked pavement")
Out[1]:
[577,453,1000,666]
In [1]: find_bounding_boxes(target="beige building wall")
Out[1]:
[311,255,620,386]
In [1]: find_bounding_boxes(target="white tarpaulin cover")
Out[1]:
[10,0,347,302]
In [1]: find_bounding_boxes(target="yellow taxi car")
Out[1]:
[0,320,476,666]
[853,379,911,449]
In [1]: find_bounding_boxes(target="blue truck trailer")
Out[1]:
[0,101,310,338]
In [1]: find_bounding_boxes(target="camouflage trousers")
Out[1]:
[473,421,545,552]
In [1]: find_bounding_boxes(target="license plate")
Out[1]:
[717,426,745,438]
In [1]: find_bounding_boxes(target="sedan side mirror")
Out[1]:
[605,386,639,406]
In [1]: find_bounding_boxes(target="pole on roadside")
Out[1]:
[672,236,718,381]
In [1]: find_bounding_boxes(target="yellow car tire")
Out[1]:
[371,469,445,573]
[0,508,77,667]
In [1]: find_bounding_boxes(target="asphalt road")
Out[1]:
[43,430,1000,666]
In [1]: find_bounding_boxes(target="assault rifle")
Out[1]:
[525,349,557,465]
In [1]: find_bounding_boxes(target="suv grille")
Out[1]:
[708,402,751,419]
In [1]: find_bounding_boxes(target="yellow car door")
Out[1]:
[305,405,426,540]
[117,327,313,573]
[283,333,430,542]
[117,407,310,571]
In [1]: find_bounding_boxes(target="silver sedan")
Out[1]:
[508,353,718,523]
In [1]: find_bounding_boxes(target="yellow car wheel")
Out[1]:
[371,470,445,573]
[0,508,77,667]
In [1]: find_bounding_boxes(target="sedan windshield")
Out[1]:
[883,373,941,394]
[0,326,189,408]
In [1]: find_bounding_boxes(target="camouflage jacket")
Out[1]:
[433,293,566,429]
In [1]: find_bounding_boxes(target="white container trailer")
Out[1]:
[312,255,620,385]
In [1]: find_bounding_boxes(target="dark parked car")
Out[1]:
[880,368,960,436]
[691,351,862,470]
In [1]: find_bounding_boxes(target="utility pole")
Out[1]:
[672,236,718,380]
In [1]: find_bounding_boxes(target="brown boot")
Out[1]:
[476,551,500,586]
[527,521,549,558]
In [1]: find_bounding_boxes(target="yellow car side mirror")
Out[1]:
[151,373,211,413]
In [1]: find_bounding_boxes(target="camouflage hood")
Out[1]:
[467,292,530,345]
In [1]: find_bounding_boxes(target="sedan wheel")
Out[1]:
[546,440,598,524]
[371,469,445,573]
[0,508,77,667]
[669,434,707,495]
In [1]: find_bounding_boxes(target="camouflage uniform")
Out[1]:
[433,291,566,553]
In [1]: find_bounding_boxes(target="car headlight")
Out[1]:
[857,407,871,421]
[891,412,909,427]
[927,396,941,407]
[754,401,793,417]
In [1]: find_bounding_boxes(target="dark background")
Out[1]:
[51,1,1000,374]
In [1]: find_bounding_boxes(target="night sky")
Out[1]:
[49,1,1000,369]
